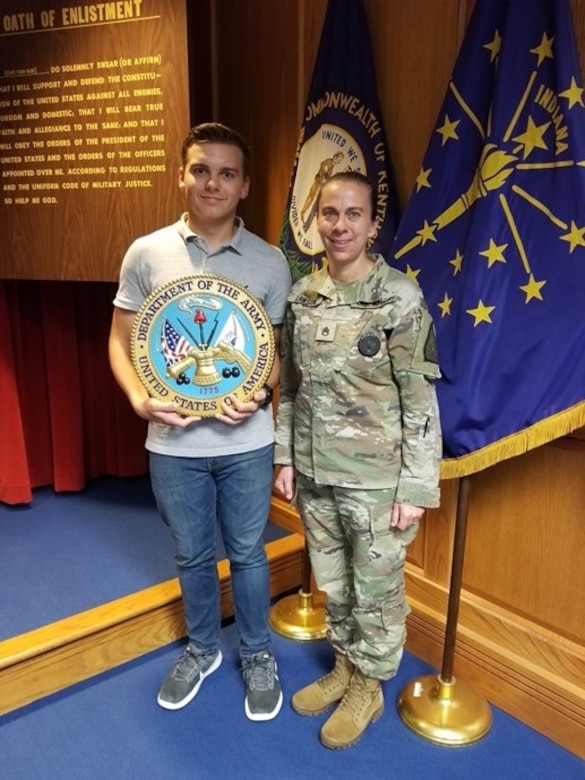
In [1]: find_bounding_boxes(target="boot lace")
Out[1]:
[338,673,370,717]
[320,661,348,692]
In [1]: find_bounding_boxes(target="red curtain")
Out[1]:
[0,280,148,505]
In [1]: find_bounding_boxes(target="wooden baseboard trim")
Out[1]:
[0,533,305,716]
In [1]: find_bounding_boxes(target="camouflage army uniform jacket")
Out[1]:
[274,254,441,507]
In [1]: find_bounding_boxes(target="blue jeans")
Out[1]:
[149,445,274,659]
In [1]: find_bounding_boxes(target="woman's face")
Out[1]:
[316,180,378,276]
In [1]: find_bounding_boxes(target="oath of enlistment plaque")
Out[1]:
[131,275,275,417]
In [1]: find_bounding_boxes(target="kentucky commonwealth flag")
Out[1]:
[392,0,585,479]
[280,0,399,280]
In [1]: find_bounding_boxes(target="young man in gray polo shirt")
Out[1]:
[109,122,292,721]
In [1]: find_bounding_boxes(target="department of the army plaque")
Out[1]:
[130,275,275,417]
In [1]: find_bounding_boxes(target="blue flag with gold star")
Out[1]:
[392,0,585,478]
[280,0,399,281]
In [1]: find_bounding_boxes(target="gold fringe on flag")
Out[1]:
[440,401,585,480]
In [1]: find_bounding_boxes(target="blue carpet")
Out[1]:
[0,476,289,640]
[0,622,582,780]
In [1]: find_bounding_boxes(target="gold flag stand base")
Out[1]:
[397,674,492,746]
[397,477,492,747]
[269,589,326,641]
[269,540,327,641]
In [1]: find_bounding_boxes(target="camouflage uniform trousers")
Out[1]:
[297,472,419,681]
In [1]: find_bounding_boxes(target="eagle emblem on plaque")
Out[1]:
[131,275,275,416]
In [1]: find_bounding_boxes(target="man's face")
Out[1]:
[179,142,250,225]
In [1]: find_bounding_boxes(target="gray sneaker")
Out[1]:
[242,651,283,721]
[157,646,222,710]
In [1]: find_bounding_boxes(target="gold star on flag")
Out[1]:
[416,167,432,192]
[466,299,495,326]
[449,250,463,275]
[479,239,508,267]
[519,274,546,302]
[512,115,550,159]
[405,264,421,281]
[438,293,453,318]
[436,115,460,146]
[559,76,584,109]
[560,221,585,253]
[483,30,502,62]
[530,32,554,67]
[417,220,438,245]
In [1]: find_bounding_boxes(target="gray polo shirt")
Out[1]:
[114,215,292,457]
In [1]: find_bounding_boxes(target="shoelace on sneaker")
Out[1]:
[171,649,202,682]
[243,655,275,691]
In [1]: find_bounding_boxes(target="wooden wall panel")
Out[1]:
[301,0,328,91]
[213,0,301,245]
[571,0,585,79]
[465,441,585,643]
[365,0,468,210]
[186,0,213,123]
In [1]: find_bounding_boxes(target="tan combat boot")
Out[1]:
[291,653,354,716]
[319,668,384,749]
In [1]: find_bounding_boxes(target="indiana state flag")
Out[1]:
[392,0,585,478]
[280,0,399,280]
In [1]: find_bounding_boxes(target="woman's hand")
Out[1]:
[274,465,296,503]
[391,502,424,530]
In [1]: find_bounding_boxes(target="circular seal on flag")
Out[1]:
[288,123,367,259]
[130,275,275,417]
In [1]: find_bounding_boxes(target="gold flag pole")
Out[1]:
[269,540,326,641]
[397,475,492,745]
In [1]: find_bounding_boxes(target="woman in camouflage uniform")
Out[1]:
[274,171,441,750]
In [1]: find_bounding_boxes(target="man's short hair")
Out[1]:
[181,122,251,176]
